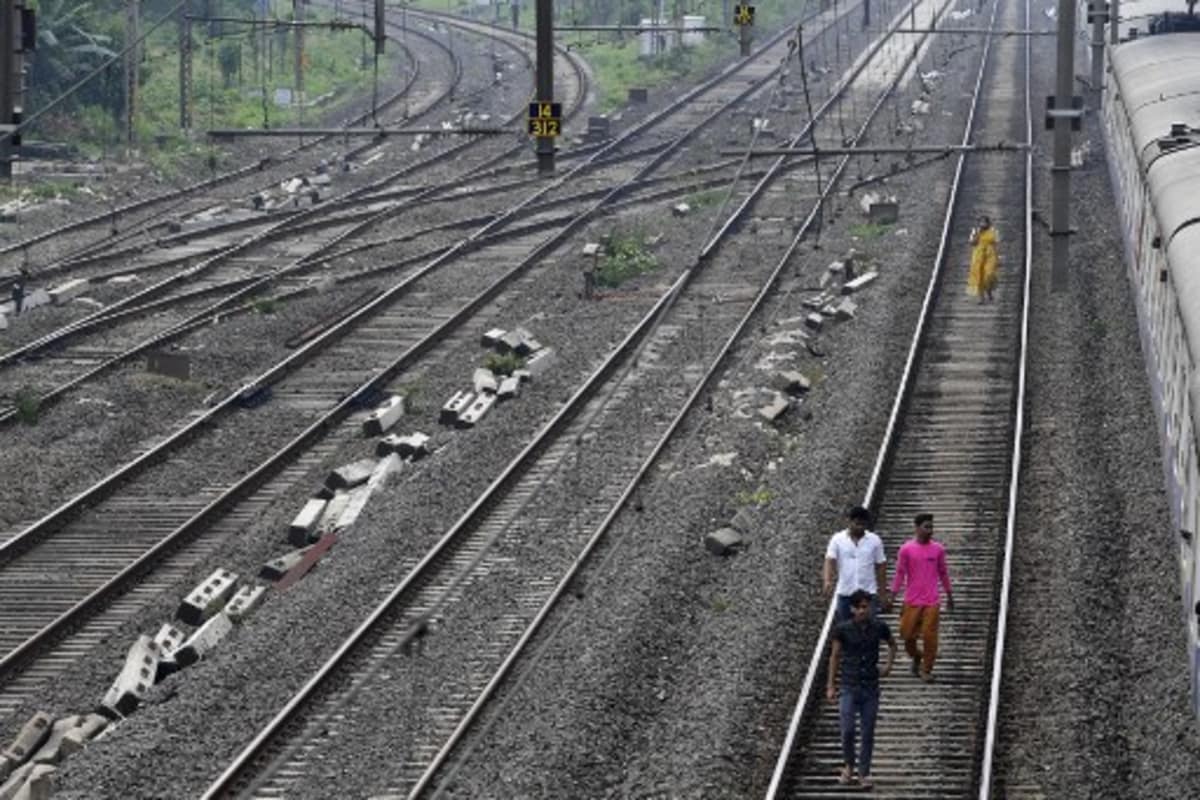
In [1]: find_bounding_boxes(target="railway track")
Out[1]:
[764,0,1032,795]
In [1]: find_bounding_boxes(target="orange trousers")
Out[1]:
[899,605,941,674]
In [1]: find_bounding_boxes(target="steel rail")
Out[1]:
[763,0,1021,793]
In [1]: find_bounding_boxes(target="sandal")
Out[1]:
[837,766,855,785]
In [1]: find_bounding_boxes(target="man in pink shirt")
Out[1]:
[890,512,954,682]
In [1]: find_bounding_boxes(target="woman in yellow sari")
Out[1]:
[967,216,998,303]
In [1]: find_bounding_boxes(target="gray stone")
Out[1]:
[473,368,499,395]
[225,584,267,622]
[101,636,160,716]
[30,717,81,764]
[457,392,496,428]
[758,393,791,422]
[0,714,51,767]
[288,498,327,543]
[440,390,475,424]
[730,508,756,534]
[673,202,691,217]
[804,313,824,331]
[704,527,744,555]
[177,568,239,626]
[362,395,405,437]
[325,459,376,491]
[842,271,878,294]
[174,612,233,668]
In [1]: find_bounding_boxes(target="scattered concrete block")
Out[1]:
[804,313,824,331]
[481,328,507,349]
[325,459,376,491]
[21,290,51,312]
[440,390,475,424]
[225,584,267,623]
[336,455,402,530]
[473,368,499,395]
[524,348,555,378]
[310,491,352,541]
[497,376,520,401]
[48,279,89,305]
[0,314,7,331]
[758,393,791,422]
[174,612,233,668]
[362,394,405,437]
[177,569,239,626]
[511,328,542,355]
[672,202,691,217]
[20,763,55,800]
[774,370,811,396]
[457,392,496,428]
[842,271,878,294]
[868,201,898,225]
[376,432,429,459]
[30,716,81,765]
[704,527,744,555]
[261,545,316,581]
[288,498,327,544]
[152,623,187,656]
[57,716,108,760]
[582,242,601,257]
[513,368,532,384]
[0,758,10,783]
[834,299,857,320]
[730,507,756,534]
[0,763,33,800]
[859,192,880,216]
[801,292,832,310]
[100,635,160,716]
[276,533,337,592]
[1,713,51,766]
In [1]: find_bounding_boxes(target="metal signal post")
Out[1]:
[734,3,754,56]
[534,0,554,173]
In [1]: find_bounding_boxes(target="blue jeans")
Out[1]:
[835,593,880,622]
[838,685,880,776]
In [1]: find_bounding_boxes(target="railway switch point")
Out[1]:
[1,712,51,766]
[177,569,239,626]
[362,394,406,436]
[457,392,497,428]
[325,459,377,491]
[473,368,499,395]
[174,612,233,668]
[30,715,82,765]
[226,585,268,623]
[100,636,161,717]
[704,527,744,555]
[441,391,475,424]
[842,271,879,294]
[288,498,328,544]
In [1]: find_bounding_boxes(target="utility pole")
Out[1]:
[534,0,553,174]
[1087,1,1105,105]
[124,0,140,154]
[1109,0,1119,43]
[293,0,304,127]
[1049,0,1078,290]
[180,1,192,129]
[0,0,16,179]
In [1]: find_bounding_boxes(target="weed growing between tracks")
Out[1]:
[483,351,525,375]
[597,228,659,288]
[13,387,40,425]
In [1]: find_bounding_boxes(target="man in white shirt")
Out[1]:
[823,505,891,621]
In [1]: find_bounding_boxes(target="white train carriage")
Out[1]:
[1103,34,1200,718]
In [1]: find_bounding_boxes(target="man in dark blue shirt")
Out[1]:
[825,588,896,789]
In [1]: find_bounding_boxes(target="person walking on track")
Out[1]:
[823,505,891,621]
[967,215,999,303]
[826,589,897,789]
[890,512,954,682]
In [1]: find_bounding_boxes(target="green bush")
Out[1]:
[596,229,658,288]
[484,352,525,376]
[13,387,40,425]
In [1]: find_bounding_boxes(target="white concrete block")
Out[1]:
[481,327,507,349]
[57,715,109,759]
[101,635,160,716]
[513,369,532,383]
[457,392,496,428]
[21,290,50,312]
[0,758,10,783]
[497,376,520,401]
[1,713,51,766]
[362,395,405,437]
[288,498,327,543]
[177,569,239,626]
[174,612,233,667]
[0,763,32,800]
[335,454,401,530]
[511,327,542,356]
[473,368,498,395]
[16,763,55,800]
[834,299,857,320]
[326,459,376,491]
[48,278,89,305]
[310,492,353,541]
[152,623,187,656]
[30,716,81,764]
[260,544,315,580]
[758,393,791,422]
[704,527,744,555]
[673,202,690,216]
[774,370,811,396]
[524,348,555,378]
[440,390,474,424]
[225,584,267,622]
[804,313,824,331]
[0,314,7,331]
[842,271,878,294]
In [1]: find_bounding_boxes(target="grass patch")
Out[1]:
[597,228,659,288]
[13,387,40,425]
[734,486,773,506]
[685,187,725,209]
[251,297,280,315]
[711,593,731,613]
[849,222,893,239]
[483,351,525,376]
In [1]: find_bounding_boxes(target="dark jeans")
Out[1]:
[835,593,880,622]
[838,684,880,776]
